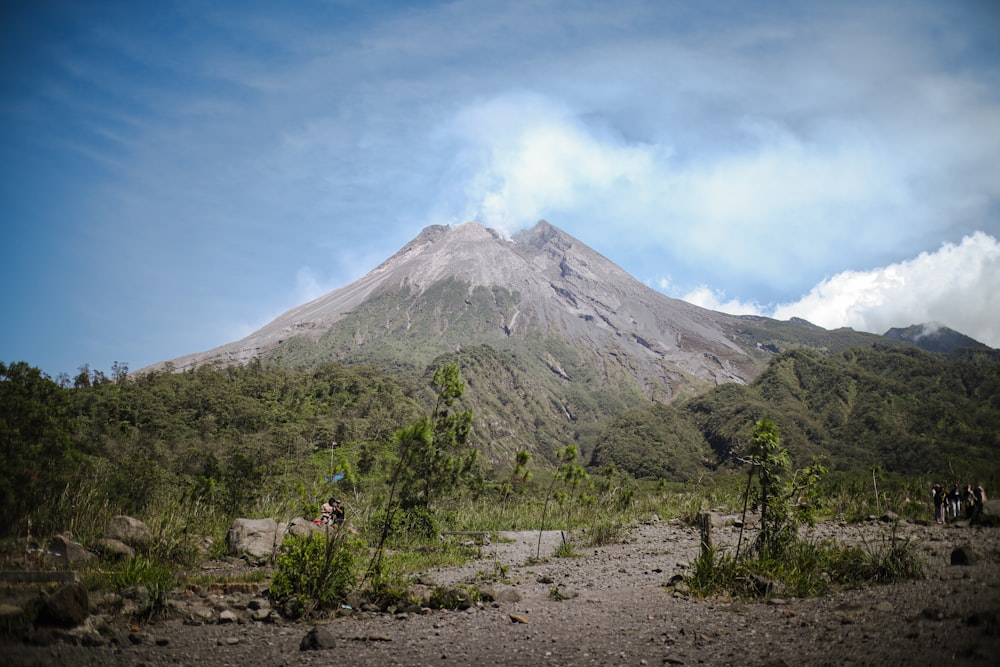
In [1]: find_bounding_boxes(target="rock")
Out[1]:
[286,516,323,539]
[121,584,151,612]
[247,597,269,611]
[37,581,89,628]
[251,608,273,622]
[181,602,215,623]
[227,518,280,563]
[219,609,238,623]
[478,586,521,604]
[106,515,153,547]
[300,625,338,650]
[0,602,24,621]
[951,545,979,566]
[47,534,95,565]
[433,587,473,610]
[94,538,135,560]
[879,511,899,523]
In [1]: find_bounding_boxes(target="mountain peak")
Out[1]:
[883,322,987,353]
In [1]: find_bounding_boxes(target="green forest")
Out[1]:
[2,342,999,546]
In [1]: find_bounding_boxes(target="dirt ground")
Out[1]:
[4,516,999,666]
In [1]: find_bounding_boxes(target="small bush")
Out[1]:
[684,528,923,600]
[586,519,626,547]
[83,556,177,618]
[845,526,924,584]
[270,531,360,617]
[553,538,579,558]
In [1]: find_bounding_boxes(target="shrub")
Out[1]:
[83,556,177,619]
[269,531,360,617]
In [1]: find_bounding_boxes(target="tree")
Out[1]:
[0,362,78,536]
[537,444,588,558]
[366,364,479,580]
[737,418,825,559]
[393,364,478,517]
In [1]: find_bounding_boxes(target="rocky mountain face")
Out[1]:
[162,221,757,387]
[151,220,896,463]
[883,322,988,353]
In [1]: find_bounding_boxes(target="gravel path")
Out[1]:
[5,518,999,666]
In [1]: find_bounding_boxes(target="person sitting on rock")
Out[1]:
[313,502,334,525]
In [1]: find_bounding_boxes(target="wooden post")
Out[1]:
[698,510,713,557]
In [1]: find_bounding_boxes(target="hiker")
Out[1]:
[328,498,346,525]
[971,484,987,521]
[948,484,962,521]
[932,483,946,524]
[965,484,977,519]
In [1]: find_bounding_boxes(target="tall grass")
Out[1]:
[686,525,923,600]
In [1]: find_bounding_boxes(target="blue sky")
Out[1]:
[2,0,999,380]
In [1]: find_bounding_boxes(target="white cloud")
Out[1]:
[681,286,765,317]
[443,94,660,235]
[771,232,1000,347]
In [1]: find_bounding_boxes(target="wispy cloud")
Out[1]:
[2,0,998,376]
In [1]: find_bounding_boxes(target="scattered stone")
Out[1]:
[251,608,273,622]
[300,625,339,651]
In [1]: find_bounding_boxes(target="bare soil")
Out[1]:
[5,517,999,666]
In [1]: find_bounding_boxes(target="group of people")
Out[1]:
[313,497,345,526]
[932,482,987,523]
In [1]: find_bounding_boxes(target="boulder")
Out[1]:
[106,515,152,547]
[37,581,89,628]
[227,518,279,563]
[300,624,338,651]
[286,517,324,539]
[48,535,95,565]
[94,538,135,560]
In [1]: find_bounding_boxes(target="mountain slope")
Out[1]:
[590,345,1000,478]
[150,220,906,463]
[883,322,988,353]
[161,221,760,389]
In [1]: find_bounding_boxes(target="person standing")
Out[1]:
[932,483,946,524]
[949,484,962,521]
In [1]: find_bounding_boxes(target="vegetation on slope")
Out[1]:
[589,345,1000,481]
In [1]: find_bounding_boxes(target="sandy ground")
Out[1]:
[4,517,999,666]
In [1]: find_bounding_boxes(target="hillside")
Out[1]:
[147,221,911,464]
[589,345,1000,479]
